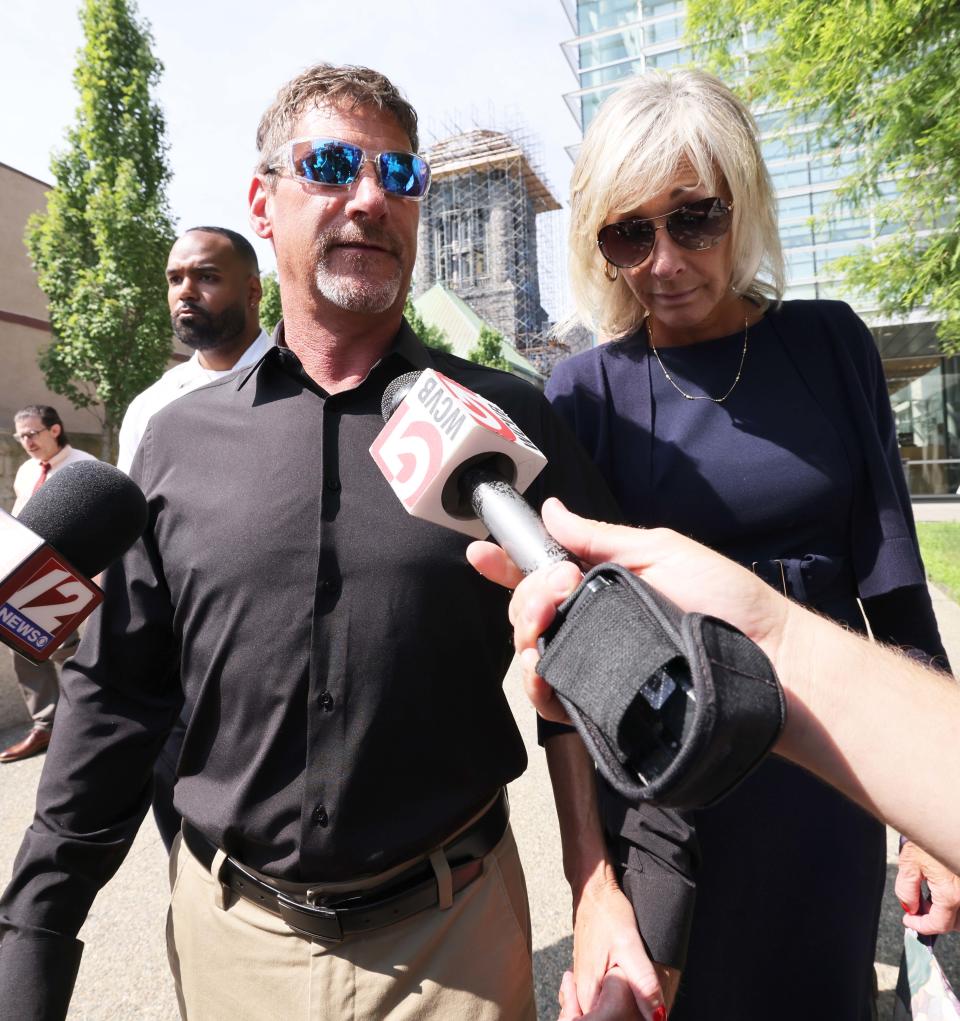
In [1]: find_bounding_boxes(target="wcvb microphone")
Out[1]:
[0,460,148,664]
[370,369,570,574]
[371,371,785,811]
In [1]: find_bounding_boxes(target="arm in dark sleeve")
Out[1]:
[0,439,182,1019]
[529,384,700,967]
[603,787,700,970]
[846,307,950,669]
[862,585,950,671]
[528,387,622,749]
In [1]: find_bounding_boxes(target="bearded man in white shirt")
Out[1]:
[117,225,270,845]
[3,405,97,763]
[117,226,272,473]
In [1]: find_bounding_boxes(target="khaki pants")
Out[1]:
[166,826,536,1021]
[9,634,78,731]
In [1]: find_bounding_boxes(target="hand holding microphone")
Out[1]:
[0,461,148,663]
[371,372,786,810]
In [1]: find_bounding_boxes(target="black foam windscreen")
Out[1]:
[381,371,423,423]
[17,461,149,578]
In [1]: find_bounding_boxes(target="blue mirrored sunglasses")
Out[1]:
[266,137,431,201]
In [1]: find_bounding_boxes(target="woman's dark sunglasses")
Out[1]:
[265,137,431,201]
[597,197,734,269]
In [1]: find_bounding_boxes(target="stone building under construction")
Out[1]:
[413,129,560,356]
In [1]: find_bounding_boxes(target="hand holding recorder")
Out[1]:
[468,499,960,875]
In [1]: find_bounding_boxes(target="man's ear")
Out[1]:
[50,423,62,442]
[249,175,273,241]
[248,272,263,310]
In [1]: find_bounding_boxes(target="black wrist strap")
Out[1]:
[536,562,786,809]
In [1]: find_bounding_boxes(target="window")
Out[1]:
[578,27,641,71]
[578,0,639,35]
[580,57,643,88]
[647,46,691,69]
[644,15,682,45]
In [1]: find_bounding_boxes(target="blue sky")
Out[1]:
[3,0,580,315]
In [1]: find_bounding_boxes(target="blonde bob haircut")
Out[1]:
[566,69,785,340]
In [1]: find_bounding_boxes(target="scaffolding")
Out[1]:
[413,119,571,372]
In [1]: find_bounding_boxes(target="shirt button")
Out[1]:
[318,691,334,712]
[325,478,341,492]
[322,577,340,594]
[312,805,328,827]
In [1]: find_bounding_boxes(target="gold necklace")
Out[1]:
[647,315,749,403]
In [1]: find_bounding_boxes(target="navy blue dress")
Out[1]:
[546,302,948,1020]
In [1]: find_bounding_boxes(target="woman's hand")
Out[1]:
[567,874,674,1020]
[896,841,960,935]
[557,967,649,1020]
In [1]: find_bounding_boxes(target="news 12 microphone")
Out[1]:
[0,460,148,664]
[370,369,571,574]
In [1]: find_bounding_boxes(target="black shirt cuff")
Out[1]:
[0,926,83,1021]
[613,837,696,970]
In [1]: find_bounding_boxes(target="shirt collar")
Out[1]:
[184,328,273,380]
[49,444,75,468]
[237,317,435,392]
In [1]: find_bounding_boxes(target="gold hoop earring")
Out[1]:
[604,262,619,282]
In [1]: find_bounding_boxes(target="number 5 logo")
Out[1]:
[370,404,445,509]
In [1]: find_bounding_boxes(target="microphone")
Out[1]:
[371,369,570,574]
[0,460,148,663]
[372,371,785,809]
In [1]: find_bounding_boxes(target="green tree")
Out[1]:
[259,271,283,334]
[25,0,176,458]
[686,0,960,352]
[403,295,453,353]
[468,325,511,372]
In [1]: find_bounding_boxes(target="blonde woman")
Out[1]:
[545,69,949,1020]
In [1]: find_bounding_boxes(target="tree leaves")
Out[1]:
[259,272,283,335]
[24,0,176,455]
[687,0,960,352]
[403,295,453,354]
[468,326,511,372]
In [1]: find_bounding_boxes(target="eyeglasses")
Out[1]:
[264,137,432,201]
[13,428,49,443]
[597,197,734,269]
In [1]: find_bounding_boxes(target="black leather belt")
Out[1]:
[181,790,509,943]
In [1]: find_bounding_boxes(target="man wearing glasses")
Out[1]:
[2,405,95,763]
[0,65,642,1021]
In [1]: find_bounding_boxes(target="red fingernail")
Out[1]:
[653,1007,667,1021]
[900,901,911,912]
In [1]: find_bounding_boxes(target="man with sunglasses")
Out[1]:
[1,405,96,764]
[0,64,640,1021]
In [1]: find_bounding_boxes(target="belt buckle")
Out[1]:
[276,892,344,943]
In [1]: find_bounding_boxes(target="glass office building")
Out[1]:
[560,0,960,494]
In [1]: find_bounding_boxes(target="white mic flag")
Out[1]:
[370,369,548,538]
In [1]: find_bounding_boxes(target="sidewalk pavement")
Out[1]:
[913,499,960,523]
[1,585,958,1019]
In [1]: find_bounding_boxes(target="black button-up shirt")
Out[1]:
[0,321,618,1009]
